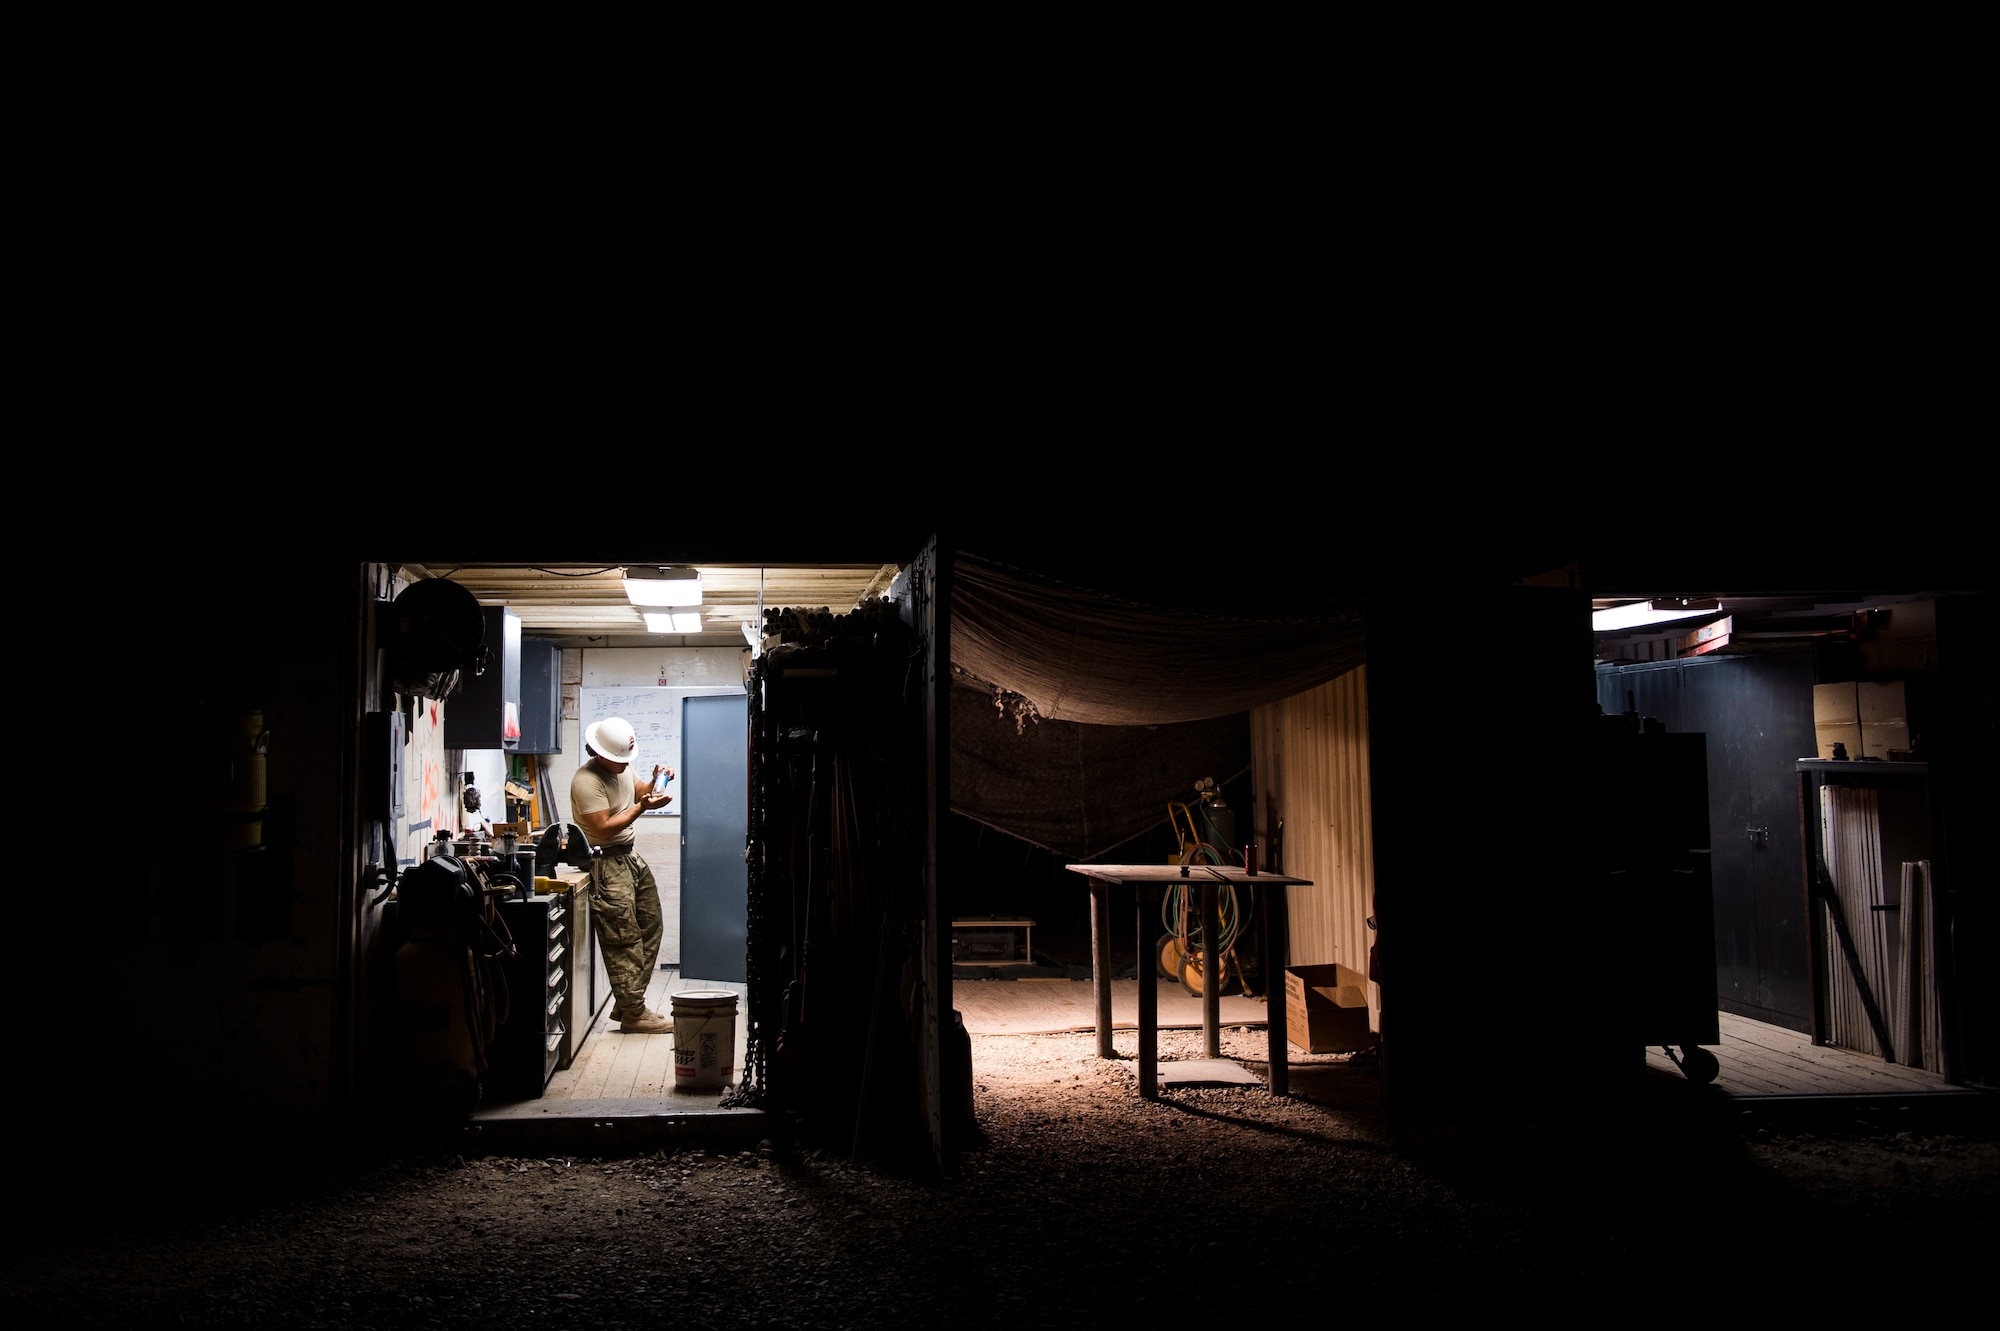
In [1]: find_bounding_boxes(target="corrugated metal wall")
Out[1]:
[1251,665,1378,1023]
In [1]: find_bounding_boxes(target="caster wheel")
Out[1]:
[1180,951,1240,998]
[1681,1046,1719,1085]
[1180,950,1205,997]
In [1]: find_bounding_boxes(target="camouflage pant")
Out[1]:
[587,853,663,1021]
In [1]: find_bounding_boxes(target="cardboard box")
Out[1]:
[1813,681,1909,759]
[1858,680,1910,758]
[1812,682,1861,760]
[1284,963,1374,1053]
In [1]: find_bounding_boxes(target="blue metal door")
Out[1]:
[679,693,749,984]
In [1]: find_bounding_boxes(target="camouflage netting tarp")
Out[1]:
[949,670,1251,860]
[948,548,1368,859]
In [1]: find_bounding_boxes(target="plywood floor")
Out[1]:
[526,974,1270,1105]
[1642,1008,1970,1098]
[506,973,1977,1108]
[949,979,1972,1099]
[525,968,748,1103]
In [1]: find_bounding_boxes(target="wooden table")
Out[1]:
[1065,863,1314,1098]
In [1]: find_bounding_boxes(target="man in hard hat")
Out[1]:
[570,717,675,1033]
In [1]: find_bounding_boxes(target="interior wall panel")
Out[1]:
[1252,665,1377,1025]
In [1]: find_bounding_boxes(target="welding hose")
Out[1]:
[1163,877,1241,953]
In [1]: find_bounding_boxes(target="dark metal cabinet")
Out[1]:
[444,607,522,752]
[1594,729,1720,1050]
[1596,650,1818,1031]
[517,638,561,754]
[492,893,569,1098]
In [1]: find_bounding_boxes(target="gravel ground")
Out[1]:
[9,1026,1997,1328]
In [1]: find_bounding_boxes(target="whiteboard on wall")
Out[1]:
[578,686,743,813]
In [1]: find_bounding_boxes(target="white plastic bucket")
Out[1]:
[670,990,738,1090]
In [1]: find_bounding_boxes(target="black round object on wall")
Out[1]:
[385,578,491,698]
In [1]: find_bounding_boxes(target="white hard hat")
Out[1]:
[585,717,641,765]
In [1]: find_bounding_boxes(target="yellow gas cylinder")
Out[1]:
[200,709,268,851]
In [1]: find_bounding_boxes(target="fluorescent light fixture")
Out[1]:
[1593,601,1719,632]
[623,566,703,607]
[643,609,703,633]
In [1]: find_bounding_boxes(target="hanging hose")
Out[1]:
[1158,867,1245,992]
[1162,875,1241,952]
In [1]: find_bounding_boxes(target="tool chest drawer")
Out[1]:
[494,894,570,1098]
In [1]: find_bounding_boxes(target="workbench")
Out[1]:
[951,915,1036,964]
[1065,863,1314,1098]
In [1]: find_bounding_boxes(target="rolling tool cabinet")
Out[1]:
[492,893,570,1098]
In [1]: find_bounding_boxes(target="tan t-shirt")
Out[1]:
[569,761,636,850]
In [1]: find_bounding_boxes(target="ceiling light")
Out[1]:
[623,566,703,607]
[643,609,703,633]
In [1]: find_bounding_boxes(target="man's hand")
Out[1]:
[640,788,672,812]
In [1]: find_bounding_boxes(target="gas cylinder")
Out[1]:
[1200,798,1236,855]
